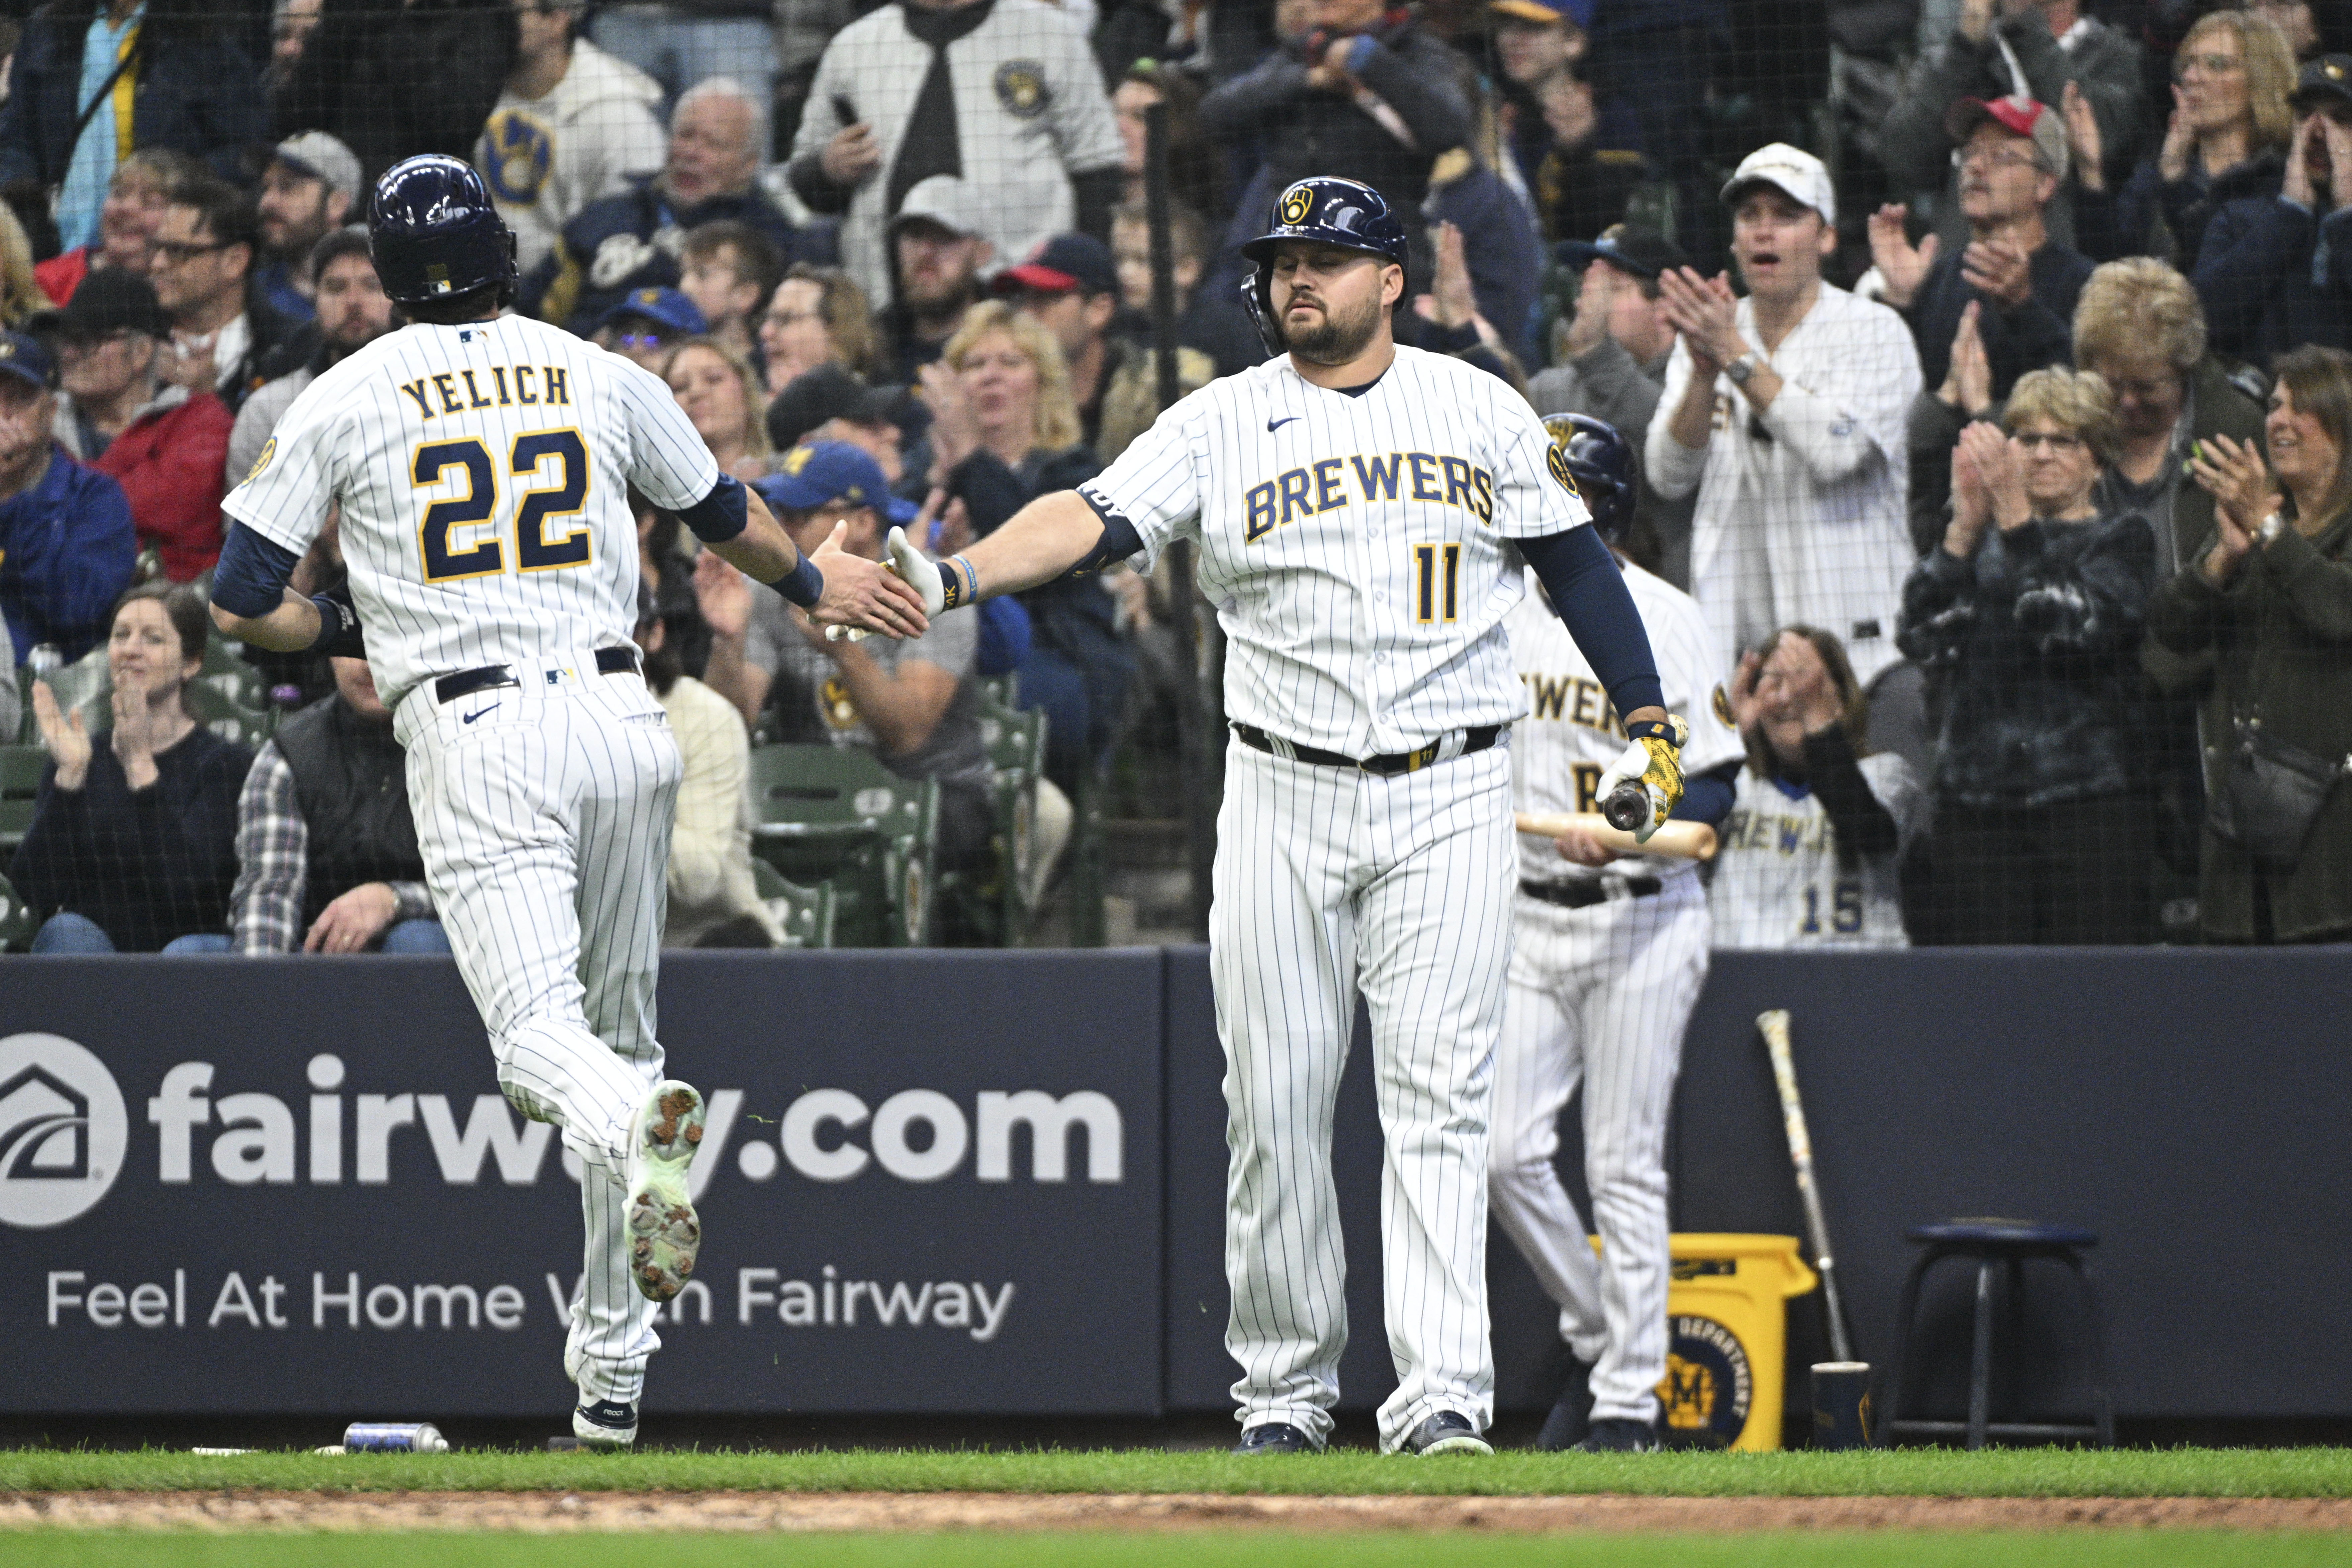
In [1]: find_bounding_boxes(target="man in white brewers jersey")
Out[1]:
[205,156,928,1448]
[1710,625,1920,949]
[1489,414,1745,1453]
[867,177,1689,1454]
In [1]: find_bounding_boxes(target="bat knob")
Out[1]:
[1602,781,1649,832]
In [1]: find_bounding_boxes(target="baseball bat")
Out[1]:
[1756,1009,1855,1364]
[1513,811,1718,863]
[1601,779,1650,832]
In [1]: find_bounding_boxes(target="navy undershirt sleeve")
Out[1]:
[212,524,301,618]
[1517,527,1666,719]
[1672,761,1739,825]
[676,472,748,544]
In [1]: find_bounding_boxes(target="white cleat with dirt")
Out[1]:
[625,1081,706,1302]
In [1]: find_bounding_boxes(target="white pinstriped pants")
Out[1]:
[1212,738,1517,1452]
[1488,877,1708,1424]
[397,653,682,1405]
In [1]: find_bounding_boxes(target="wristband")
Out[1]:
[306,593,363,658]
[773,552,825,609]
[1626,717,1680,745]
[939,554,978,609]
[2259,511,2286,545]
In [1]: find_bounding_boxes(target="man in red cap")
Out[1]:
[1871,96,2093,400]
[1871,95,2095,547]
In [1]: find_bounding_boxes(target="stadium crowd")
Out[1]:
[0,0,2345,951]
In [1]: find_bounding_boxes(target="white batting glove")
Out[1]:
[825,527,947,642]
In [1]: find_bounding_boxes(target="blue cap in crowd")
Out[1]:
[0,331,57,392]
[598,286,707,338]
[758,441,918,525]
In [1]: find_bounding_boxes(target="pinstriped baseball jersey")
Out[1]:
[1083,345,1592,757]
[1505,562,1743,886]
[222,315,719,707]
[1709,752,1920,948]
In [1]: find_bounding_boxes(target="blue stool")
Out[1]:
[1882,1219,2115,1450]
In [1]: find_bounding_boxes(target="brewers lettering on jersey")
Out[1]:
[207,156,924,1451]
[895,177,1683,1456]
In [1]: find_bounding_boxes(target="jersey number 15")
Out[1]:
[414,430,591,583]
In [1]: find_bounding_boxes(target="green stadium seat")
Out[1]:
[748,858,837,949]
[0,869,36,951]
[0,745,45,853]
[943,688,1048,945]
[745,744,938,947]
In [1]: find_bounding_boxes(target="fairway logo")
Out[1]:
[1657,1313,1751,1446]
[0,1033,128,1229]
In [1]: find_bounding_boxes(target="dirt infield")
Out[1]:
[6,1491,2350,1534]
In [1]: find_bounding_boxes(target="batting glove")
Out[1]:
[1595,715,1688,843]
[825,527,948,642]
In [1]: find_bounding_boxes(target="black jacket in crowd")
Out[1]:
[8,725,252,951]
[272,0,518,184]
[270,693,425,933]
[1898,508,2160,809]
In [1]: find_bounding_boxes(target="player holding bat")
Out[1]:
[1489,414,1744,1452]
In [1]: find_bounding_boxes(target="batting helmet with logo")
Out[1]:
[369,155,519,309]
[1238,177,1410,355]
[1542,413,1638,545]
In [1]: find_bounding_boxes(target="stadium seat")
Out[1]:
[0,869,34,951]
[939,689,1048,945]
[0,745,44,852]
[745,744,938,947]
[748,857,837,949]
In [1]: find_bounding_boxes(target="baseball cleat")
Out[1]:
[625,1081,706,1302]
[570,1398,637,1449]
[1232,1421,1323,1455]
[1534,1353,1597,1452]
[1403,1410,1492,1456]
[1573,1417,1662,1453]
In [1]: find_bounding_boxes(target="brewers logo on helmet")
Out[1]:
[1541,412,1639,545]
[1237,176,1411,354]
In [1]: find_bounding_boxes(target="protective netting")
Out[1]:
[0,0,2345,950]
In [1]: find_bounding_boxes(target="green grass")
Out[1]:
[2,1447,2348,1497]
[0,1536,2344,1568]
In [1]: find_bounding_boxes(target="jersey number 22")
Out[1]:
[415,430,591,582]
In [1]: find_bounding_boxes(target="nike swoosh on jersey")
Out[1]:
[463,706,497,723]
[1267,416,1299,432]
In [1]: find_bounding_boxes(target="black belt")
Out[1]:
[1232,722,1502,777]
[1519,876,1662,910]
[435,646,640,705]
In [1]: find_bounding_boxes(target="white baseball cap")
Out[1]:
[1720,143,1836,227]
[889,175,989,242]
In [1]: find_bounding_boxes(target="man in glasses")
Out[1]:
[148,175,299,416]
[39,269,232,582]
[1873,96,2095,548]
[1876,0,2144,254]
[593,285,708,372]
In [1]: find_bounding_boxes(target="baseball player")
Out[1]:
[869,177,1687,1454]
[1709,625,1921,949]
[1488,415,1744,1453]
[205,156,926,1447]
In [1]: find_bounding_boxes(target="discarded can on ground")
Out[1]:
[342,1422,449,1453]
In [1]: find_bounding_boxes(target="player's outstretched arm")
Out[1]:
[951,491,1125,602]
[693,479,931,640]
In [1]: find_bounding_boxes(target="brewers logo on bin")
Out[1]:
[1652,1235,1818,1451]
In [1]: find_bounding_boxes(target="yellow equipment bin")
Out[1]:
[1655,1233,1819,1451]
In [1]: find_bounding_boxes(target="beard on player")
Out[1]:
[1279,279,1387,365]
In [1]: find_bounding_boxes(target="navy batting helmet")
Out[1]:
[1542,413,1638,544]
[369,155,518,309]
[1239,177,1410,354]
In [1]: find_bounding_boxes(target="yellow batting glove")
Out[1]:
[1628,715,1688,838]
